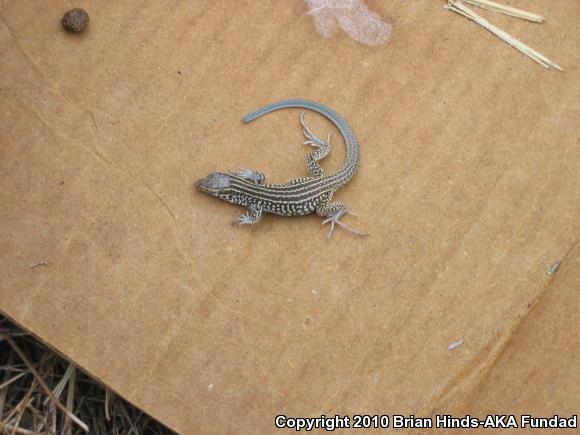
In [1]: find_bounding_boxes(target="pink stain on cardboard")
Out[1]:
[306,0,392,46]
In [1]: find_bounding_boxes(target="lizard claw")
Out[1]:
[321,209,368,240]
[303,134,331,148]
[236,213,254,225]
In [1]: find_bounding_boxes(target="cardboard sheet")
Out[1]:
[1,1,578,433]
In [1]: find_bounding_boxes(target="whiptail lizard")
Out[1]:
[194,99,366,239]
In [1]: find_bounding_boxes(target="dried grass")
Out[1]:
[445,0,563,71]
[461,0,545,23]
[0,315,175,435]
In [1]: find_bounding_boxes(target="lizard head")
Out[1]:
[194,172,235,201]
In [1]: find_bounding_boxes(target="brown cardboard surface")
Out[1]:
[430,245,580,434]
[1,1,578,433]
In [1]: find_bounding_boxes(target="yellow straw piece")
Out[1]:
[461,0,545,23]
[445,1,563,71]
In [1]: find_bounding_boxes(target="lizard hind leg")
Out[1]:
[317,201,367,240]
[300,111,331,178]
[300,111,331,158]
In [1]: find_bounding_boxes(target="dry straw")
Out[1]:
[461,0,545,23]
[1,316,175,434]
[445,0,563,71]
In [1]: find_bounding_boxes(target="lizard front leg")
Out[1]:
[234,169,266,184]
[237,203,263,225]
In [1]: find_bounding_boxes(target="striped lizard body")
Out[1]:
[194,99,365,238]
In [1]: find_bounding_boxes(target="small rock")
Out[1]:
[61,8,89,33]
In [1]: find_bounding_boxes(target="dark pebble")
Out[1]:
[61,8,89,33]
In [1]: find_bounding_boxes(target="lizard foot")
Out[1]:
[234,168,265,184]
[300,111,330,149]
[235,204,263,226]
[237,213,257,225]
[321,209,368,240]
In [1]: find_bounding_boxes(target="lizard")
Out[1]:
[194,99,366,239]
